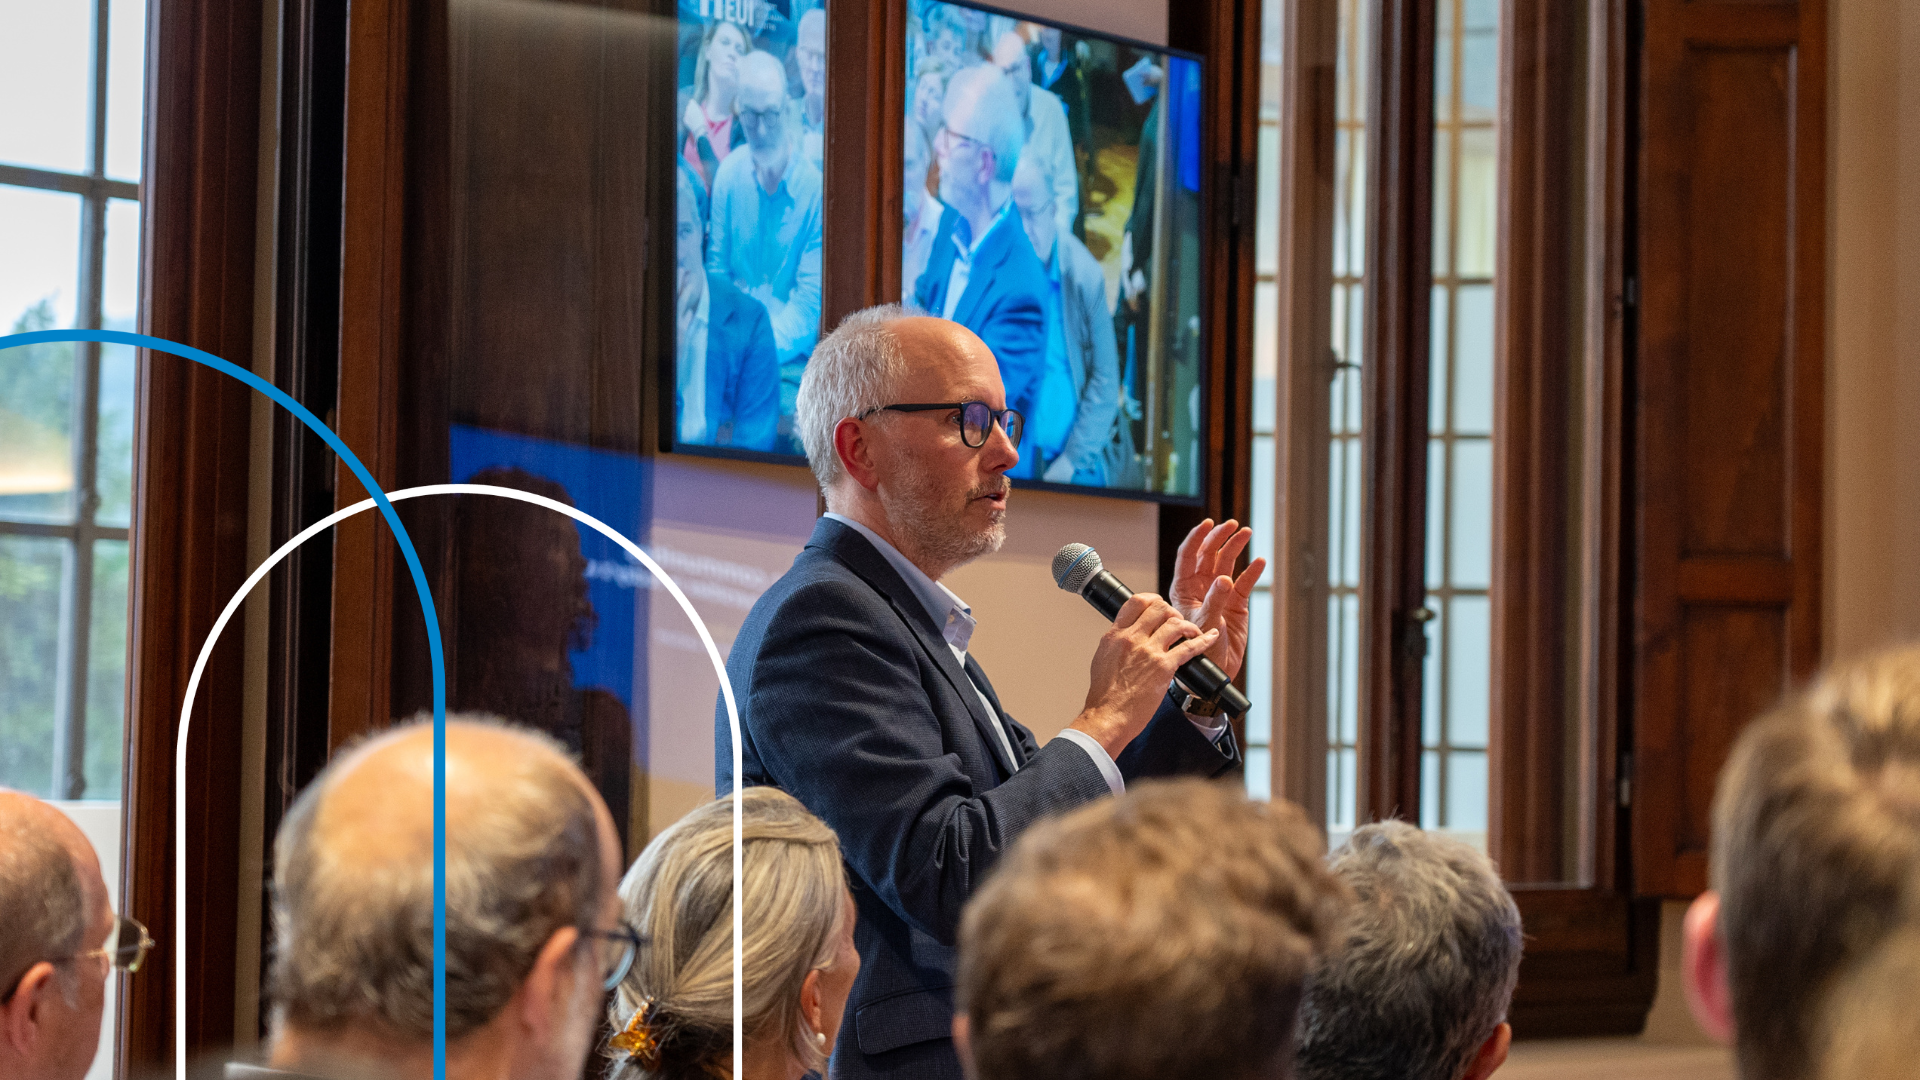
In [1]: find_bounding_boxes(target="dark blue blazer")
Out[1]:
[686,274,779,452]
[912,207,1049,427]
[717,517,1241,1080]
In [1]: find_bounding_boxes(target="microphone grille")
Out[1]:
[1052,543,1104,594]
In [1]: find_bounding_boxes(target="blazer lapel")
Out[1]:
[950,214,1012,328]
[810,519,1018,778]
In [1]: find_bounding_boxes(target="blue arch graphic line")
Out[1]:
[0,329,454,1078]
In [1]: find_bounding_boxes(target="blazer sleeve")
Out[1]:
[1116,694,1243,783]
[741,578,1113,947]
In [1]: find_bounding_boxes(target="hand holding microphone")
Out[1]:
[1056,542,1255,758]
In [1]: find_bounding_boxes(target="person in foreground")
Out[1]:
[954,778,1348,1080]
[1294,821,1521,1080]
[1682,643,1920,1080]
[719,305,1265,1080]
[0,789,150,1080]
[605,787,859,1080]
[234,715,627,1080]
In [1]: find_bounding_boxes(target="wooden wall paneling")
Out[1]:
[120,0,266,1067]
[1268,0,1339,820]
[821,0,904,326]
[1357,0,1433,824]
[1632,0,1825,898]
[328,0,413,750]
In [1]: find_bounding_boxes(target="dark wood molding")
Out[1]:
[1357,0,1434,824]
[120,0,266,1066]
[1508,891,1661,1037]
[1631,0,1826,898]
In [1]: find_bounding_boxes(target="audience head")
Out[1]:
[799,306,1015,578]
[796,10,826,106]
[693,20,749,111]
[938,66,1024,209]
[265,716,624,1080]
[1683,643,1920,1080]
[1010,154,1056,257]
[956,779,1347,1080]
[1294,821,1522,1080]
[607,787,856,1080]
[990,32,1033,112]
[0,791,115,1080]
[1815,920,1920,1080]
[736,51,792,159]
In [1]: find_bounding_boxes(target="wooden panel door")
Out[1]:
[1633,0,1825,898]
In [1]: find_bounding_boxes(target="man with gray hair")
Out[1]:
[0,790,133,1080]
[1296,821,1522,1080]
[233,716,629,1080]
[721,304,1266,1080]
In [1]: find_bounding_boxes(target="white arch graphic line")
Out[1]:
[176,483,744,1075]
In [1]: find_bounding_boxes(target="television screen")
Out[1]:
[903,2,1206,499]
[671,0,827,458]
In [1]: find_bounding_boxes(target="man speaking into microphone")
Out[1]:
[717,305,1265,1080]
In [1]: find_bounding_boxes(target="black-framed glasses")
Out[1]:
[580,921,645,991]
[863,401,1023,448]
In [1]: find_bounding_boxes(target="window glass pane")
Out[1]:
[1426,439,1444,589]
[1420,748,1440,828]
[1422,597,1444,746]
[95,342,136,527]
[1251,434,1274,567]
[1246,589,1273,745]
[1432,130,1452,274]
[0,536,69,797]
[0,4,93,174]
[1337,592,1359,745]
[1445,749,1489,831]
[1,186,84,331]
[1446,594,1490,748]
[1341,436,1362,585]
[1254,280,1278,384]
[1429,283,1448,433]
[0,335,78,525]
[1331,127,1351,279]
[103,198,141,328]
[1449,437,1492,589]
[106,0,148,181]
[1453,282,1494,434]
[1460,0,1499,121]
[85,540,128,797]
[1245,747,1272,801]
[1256,126,1280,276]
[1457,126,1498,278]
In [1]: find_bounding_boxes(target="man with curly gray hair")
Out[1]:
[235,716,626,1080]
[1295,821,1522,1080]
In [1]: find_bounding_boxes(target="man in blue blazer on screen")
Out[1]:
[913,65,1049,478]
[717,306,1267,1080]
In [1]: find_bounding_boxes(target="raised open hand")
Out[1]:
[1169,518,1266,681]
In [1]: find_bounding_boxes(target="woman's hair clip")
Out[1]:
[610,996,662,1067]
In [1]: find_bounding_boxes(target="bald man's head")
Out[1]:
[0,790,113,1080]
[267,717,620,1046]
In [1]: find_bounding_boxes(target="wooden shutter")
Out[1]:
[1632,0,1826,898]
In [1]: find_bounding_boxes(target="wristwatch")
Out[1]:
[1171,685,1225,717]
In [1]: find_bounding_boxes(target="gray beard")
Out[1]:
[879,451,1006,579]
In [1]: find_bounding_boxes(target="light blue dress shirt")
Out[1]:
[706,145,824,366]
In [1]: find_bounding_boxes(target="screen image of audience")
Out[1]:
[675,1,825,456]
[902,3,1203,492]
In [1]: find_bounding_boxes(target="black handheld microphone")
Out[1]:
[1052,543,1252,719]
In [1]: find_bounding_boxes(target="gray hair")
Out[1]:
[609,787,847,1080]
[0,796,88,1001]
[267,715,605,1040]
[795,304,916,491]
[1295,821,1522,1080]
[944,66,1024,183]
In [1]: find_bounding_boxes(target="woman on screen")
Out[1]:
[682,20,751,191]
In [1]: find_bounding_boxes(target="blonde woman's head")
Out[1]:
[608,787,857,1080]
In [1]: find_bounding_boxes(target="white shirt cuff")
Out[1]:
[1186,712,1230,743]
[1054,728,1125,795]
